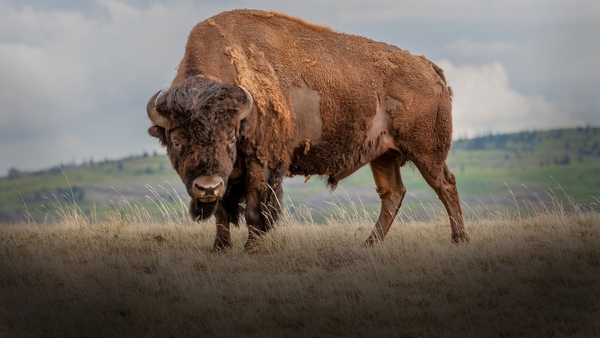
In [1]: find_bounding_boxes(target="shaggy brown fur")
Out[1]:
[147,9,469,251]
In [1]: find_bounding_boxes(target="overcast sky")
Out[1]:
[1,0,598,176]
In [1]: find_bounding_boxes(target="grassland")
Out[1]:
[1,193,599,337]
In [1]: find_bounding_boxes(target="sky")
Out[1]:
[1,0,599,176]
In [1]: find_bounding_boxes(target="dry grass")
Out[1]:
[1,193,599,337]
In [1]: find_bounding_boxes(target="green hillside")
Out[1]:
[2,127,600,223]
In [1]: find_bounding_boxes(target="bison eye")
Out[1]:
[169,132,185,152]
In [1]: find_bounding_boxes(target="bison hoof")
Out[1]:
[211,240,232,253]
[211,245,229,253]
[362,236,381,247]
[451,232,470,244]
[243,243,260,254]
[243,239,262,254]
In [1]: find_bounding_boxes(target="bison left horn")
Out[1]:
[237,86,253,120]
[147,90,169,128]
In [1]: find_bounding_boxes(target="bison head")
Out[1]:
[146,76,252,221]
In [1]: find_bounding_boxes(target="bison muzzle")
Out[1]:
[192,176,224,203]
[146,9,469,252]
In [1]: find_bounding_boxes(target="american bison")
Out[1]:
[147,9,468,251]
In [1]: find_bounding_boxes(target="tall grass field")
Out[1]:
[1,190,599,337]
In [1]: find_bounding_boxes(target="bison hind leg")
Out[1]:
[365,151,407,245]
[413,158,468,243]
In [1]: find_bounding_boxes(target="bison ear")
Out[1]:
[237,86,253,120]
[148,125,167,146]
[147,90,169,128]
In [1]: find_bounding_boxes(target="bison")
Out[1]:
[146,9,469,251]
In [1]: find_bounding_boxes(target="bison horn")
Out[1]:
[146,90,169,128]
[237,86,253,120]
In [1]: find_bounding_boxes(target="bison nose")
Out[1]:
[192,176,224,203]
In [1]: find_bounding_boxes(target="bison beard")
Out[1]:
[146,9,469,251]
[189,199,218,221]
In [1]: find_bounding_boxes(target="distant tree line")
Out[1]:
[27,186,85,204]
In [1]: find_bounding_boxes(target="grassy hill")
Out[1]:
[1,127,600,223]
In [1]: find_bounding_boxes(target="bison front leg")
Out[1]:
[212,203,232,252]
[244,189,266,252]
[243,164,283,252]
[211,180,245,252]
[365,152,406,245]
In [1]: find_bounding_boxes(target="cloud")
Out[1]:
[0,7,94,129]
[0,132,91,172]
[444,38,515,58]
[438,60,584,138]
[0,44,92,125]
[309,0,596,24]
[0,0,208,174]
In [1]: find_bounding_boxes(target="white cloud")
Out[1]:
[438,60,584,138]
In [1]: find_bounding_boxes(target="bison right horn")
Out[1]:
[237,86,253,120]
[146,90,169,128]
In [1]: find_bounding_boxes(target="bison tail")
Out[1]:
[428,60,447,84]
[428,60,453,101]
[433,86,454,160]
